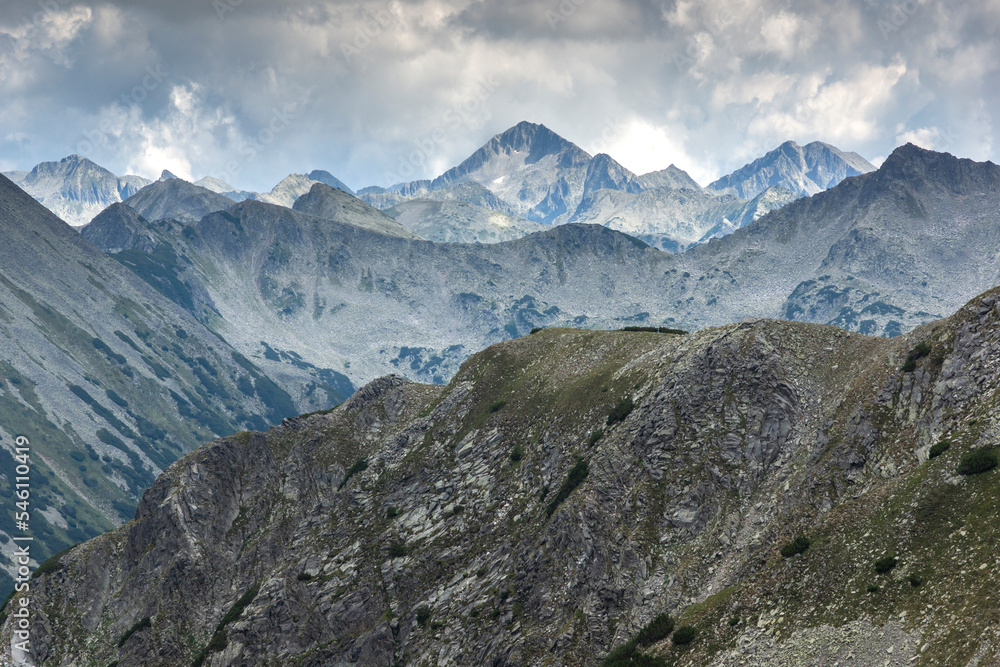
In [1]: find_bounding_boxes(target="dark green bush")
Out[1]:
[386,506,399,519]
[588,428,604,447]
[118,617,151,647]
[530,327,543,334]
[296,572,312,581]
[338,458,368,490]
[634,613,674,646]
[956,449,998,476]
[929,439,951,458]
[489,400,507,413]
[728,616,740,627]
[874,556,898,574]
[600,641,668,666]
[621,326,688,335]
[902,341,931,372]
[908,574,923,587]
[672,625,697,645]
[388,541,407,559]
[476,566,488,577]
[607,397,635,426]
[545,457,590,517]
[780,536,811,558]
[867,584,880,593]
[510,444,524,462]
[415,605,432,627]
[193,583,260,665]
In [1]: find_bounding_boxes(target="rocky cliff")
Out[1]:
[9,286,1000,665]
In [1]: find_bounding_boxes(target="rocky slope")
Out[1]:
[293,183,420,239]
[80,144,1000,389]
[709,140,875,199]
[0,174,347,597]
[2,155,151,227]
[123,178,236,222]
[385,198,546,244]
[11,285,1000,666]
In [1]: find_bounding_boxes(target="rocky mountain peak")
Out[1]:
[709,140,876,199]
[583,153,642,195]
[870,142,1000,194]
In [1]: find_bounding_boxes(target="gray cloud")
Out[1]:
[0,0,997,191]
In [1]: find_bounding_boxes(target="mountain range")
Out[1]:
[78,143,1000,392]
[356,122,874,250]
[4,122,874,252]
[15,284,1000,665]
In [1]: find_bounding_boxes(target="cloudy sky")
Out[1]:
[0,0,997,191]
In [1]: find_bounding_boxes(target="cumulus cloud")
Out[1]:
[0,0,997,191]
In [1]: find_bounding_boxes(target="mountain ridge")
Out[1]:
[13,283,1000,665]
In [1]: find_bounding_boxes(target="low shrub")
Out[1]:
[388,541,407,559]
[588,428,604,447]
[902,341,932,372]
[874,556,898,574]
[908,574,923,587]
[338,458,368,490]
[296,572,312,581]
[545,457,590,517]
[956,449,998,476]
[634,613,674,646]
[728,616,740,627]
[929,439,951,458]
[600,642,668,666]
[415,606,432,627]
[489,400,507,413]
[386,506,399,519]
[607,397,635,426]
[780,536,811,558]
[117,617,151,647]
[510,444,524,462]
[672,625,697,645]
[867,584,880,593]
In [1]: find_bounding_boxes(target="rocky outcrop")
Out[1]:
[10,287,1000,665]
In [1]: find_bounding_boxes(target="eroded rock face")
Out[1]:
[9,289,1000,666]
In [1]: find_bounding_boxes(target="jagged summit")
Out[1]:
[709,139,875,199]
[125,178,234,222]
[307,169,355,195]
[292,183,420,239]
[1,155,152,226]
[158,169,181,181]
